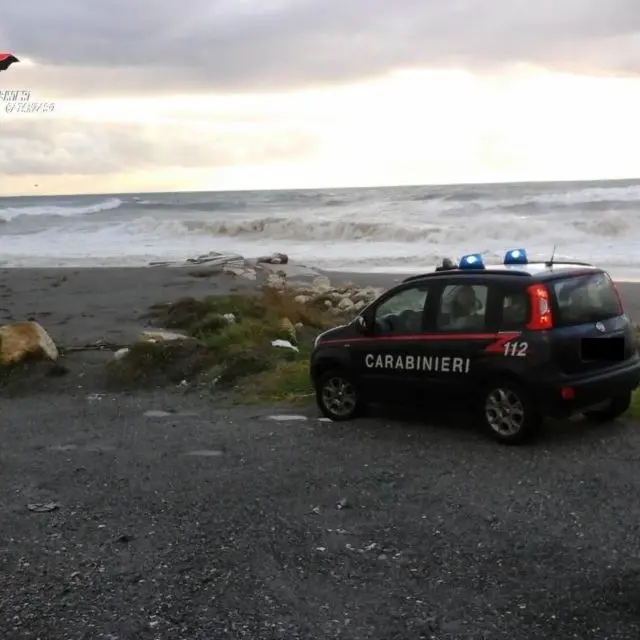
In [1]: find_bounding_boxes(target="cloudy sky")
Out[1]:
[2,0,640,196]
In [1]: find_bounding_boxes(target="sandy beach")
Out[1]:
[2,264,640,638]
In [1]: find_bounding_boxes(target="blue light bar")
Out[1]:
[504,248,528,265]
[459,253,485,270]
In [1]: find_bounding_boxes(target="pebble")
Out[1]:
[266,414,308,422]
[185,449,224,457]
[144,410,173,418]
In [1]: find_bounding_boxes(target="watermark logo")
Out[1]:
[1,89,55,114]
[0,53,19,73]
[0,54,56,114]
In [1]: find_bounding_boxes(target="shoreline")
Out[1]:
[1,264,639,347]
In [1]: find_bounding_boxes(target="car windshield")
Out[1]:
[551,272,621,325]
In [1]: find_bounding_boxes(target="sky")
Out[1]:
[1,0,640,196]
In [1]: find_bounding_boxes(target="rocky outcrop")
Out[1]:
[266,273,384,316]
[0,321,59,365]
[151,250,386,316]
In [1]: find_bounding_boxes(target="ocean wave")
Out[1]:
[2,182,639,223]
[0,197,122,221]
[1,181,640,271]
[477,185,640,210]
[115,211,632,245]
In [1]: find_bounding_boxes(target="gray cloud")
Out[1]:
[0,117,316,175]
[2,0,639,97]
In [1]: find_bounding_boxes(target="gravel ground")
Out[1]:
[2,390,640,639]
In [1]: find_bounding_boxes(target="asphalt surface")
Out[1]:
[2,389,640,639]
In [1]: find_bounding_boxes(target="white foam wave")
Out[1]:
[0,197,122,221]
[122,211,632,244]
[514,185,640,206]
[1,183,640,276]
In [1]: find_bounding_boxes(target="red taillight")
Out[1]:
[560,386,574,400]
[526,283,553,330]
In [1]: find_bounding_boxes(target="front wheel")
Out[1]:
[315,369,362,421]
[479,379,540,445]
[583,391,632,423]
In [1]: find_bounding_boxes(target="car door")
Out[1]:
[352,282,432,402]
[420,279,492,397]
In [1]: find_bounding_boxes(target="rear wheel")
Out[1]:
[315,369,362,421]
[583,391,632,423]
[479,379,540,445]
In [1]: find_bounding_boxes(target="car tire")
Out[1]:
[583,391,632,423]
[315,369,363,421]
[478,379,540,445]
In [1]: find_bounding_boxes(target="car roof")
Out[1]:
[402,261,603,284]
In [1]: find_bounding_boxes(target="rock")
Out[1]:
[27,502,60,513]
[223,313,236,324]
[266,272,287,290]
[224,266,257,280]
[294,294,310,304]
[279,317,296,341]
[337,298,355,311]
[0,321,58,365]
[186,251,244,267]
[114,347,130,360]
[140,329,190,342]
[311,275,332,294]
[329,291,347,303]
[354,300,367,312]
[352,286,381,303]
[336,282,358,294]
[256,252,289,265]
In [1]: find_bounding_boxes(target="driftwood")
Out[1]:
[61,340,129,354]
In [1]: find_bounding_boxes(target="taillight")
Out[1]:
[526,283,553,330]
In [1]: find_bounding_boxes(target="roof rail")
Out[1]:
[402,269,531,282]
[542,260,594,268]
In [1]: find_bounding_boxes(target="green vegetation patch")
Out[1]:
[108,287,342,398]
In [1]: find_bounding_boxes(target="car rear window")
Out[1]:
[551,272,621,326]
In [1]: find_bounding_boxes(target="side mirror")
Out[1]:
[355,315,369,333]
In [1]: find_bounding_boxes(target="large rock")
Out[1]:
[256,252,289,265]
[0,321,59,365]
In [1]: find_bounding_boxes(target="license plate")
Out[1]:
[581,337,625,361]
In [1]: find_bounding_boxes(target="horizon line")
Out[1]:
[2,175,640,199]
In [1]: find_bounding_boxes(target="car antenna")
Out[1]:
[545,244,557,268]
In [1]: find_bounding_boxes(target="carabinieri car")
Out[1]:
[310,249,640,444]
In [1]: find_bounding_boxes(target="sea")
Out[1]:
[1,179,639,278]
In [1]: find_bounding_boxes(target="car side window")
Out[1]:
[436,284,488,332]
[499,290,529,330]
[372,285,429,335]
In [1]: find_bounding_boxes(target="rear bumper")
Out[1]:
[535,359,640,417]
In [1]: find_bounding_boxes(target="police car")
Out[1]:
[309,249,640,444]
